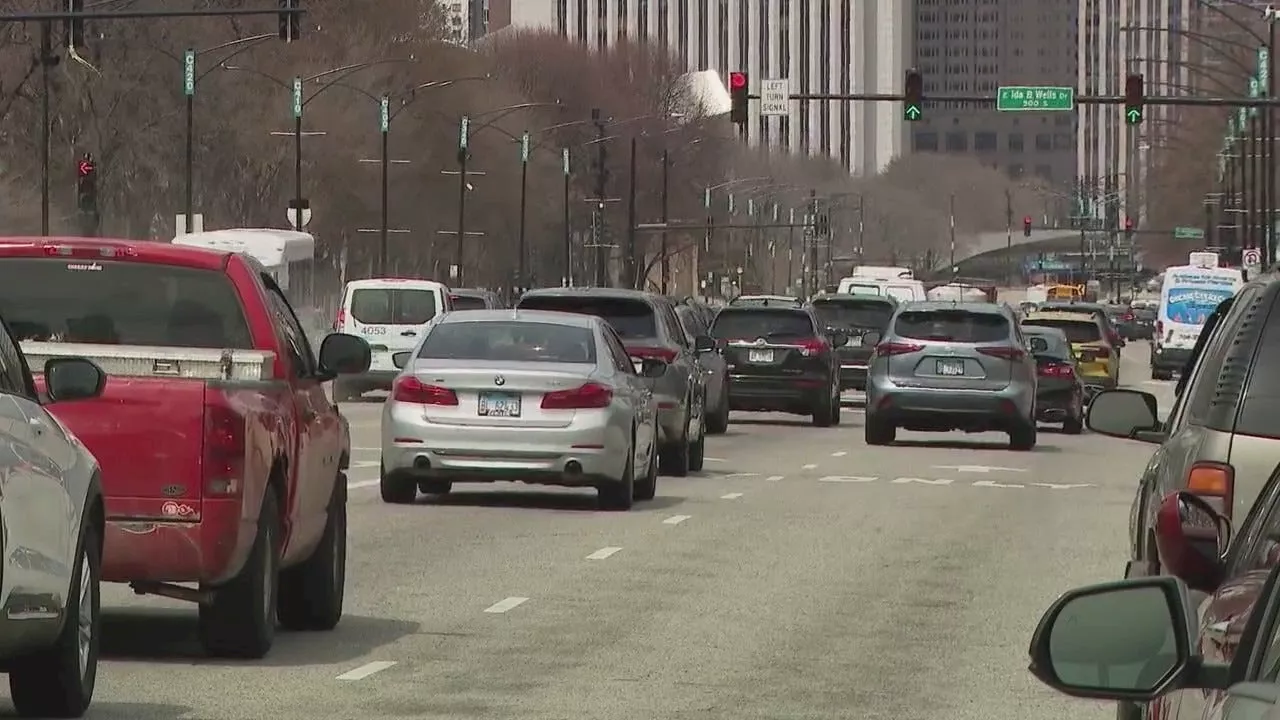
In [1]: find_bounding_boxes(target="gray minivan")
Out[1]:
[1087,273,1273,582]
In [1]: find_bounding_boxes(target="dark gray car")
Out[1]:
[809,294,898,392]
[515,288,708,476]
[675,302,729,434]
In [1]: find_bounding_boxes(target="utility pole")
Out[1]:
[625,136,638,288]
[438,115,487,285]
[660,148,670,293]
[948,193,957,282]
[807,189,818,297]
[592,108,608,286]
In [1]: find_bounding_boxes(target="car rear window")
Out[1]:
[893,310,1009,343]
[516,296,657,339]
[710,309,816,339]
[350,288,437,324]
[449,294,488,310]
[811,299,894,330]
[1023,319,1102,344]
[0,258,252,349]
[417,321,595,363]
[1024,333,1070,359]
[1135,308,1157,320]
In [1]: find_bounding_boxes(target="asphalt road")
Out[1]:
[17,344,1168,720]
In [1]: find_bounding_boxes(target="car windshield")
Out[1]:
[417,321,596,363]
[449,294,488,310]
[350,288,438,324]
[1024,319,1102,344]
[517,296,657,339]
[0,258,252,349]
[893,310,1009,343]
[810,299,894,330]
[711,309,815,339]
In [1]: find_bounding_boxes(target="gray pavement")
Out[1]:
[26,346,1168,719]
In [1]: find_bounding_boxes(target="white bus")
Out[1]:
[173,228,316,293]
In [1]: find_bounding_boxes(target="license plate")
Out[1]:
[748,349,774,363]
[936,359,965,376]
[478,391,521,417]
[847,335,862,347]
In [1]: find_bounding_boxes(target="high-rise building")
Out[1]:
[506,1,911,176]
[910,0,1078,188]
[440,0,492,44]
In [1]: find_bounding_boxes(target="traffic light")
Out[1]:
[729,72,748,126]
[76,154,96,214]
[278,0,301,42]
[65,0,85,50]
[1023,216,1033,237]
[1124,217,1135,238]
[903,68,923,121]
[1124,73,1144,125]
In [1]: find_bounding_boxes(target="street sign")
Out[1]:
[760,79,789,116]
[292,77,303,118]
[379,96,389,133]
[1244,248,1262,269]
[996,86,1074,111]
[1174,226,1205,240]
[183,49,195,97]
[1251,76,1262,118]
[286,198,312,228]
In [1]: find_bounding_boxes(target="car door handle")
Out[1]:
[400,330,417,337]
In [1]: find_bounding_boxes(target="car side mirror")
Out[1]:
[318,333,372,379]
[693,335,716,353]
[639,358,668,378]
[1153,491,1230,592]
[392,352,411,370]
[1027,576,1219,702]
[1086,389,1161,441]
[44,357,106,402]
[829,333,849,348]
[862,331,882,347]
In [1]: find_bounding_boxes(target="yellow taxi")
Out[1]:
[1021,311,1118,389]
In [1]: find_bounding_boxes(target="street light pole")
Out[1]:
[562,148,572,286]
[626,136,638,288]
[517,131,530,292]
[379,95,390,274]
[660,148,670,293]
[456,116,470,285]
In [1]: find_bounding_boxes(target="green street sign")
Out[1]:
[291,77,303,118]
[1174,226,1205,240]
[379,96,389,133]
[520,131,530,162]
[1250,76,1261,118]
[183,49,195,97]
[904,104,921,121]
[997,86,1074,111]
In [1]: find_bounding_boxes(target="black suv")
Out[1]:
[708,305,847,426]
[808,294,898,392]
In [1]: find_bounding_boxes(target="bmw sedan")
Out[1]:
[379,309,664,511]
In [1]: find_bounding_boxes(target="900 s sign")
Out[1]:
[358,325,389,335]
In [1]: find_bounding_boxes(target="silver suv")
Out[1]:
[864,302,1039,450]
[515,288,708,476]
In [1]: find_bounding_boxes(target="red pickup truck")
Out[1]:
[0,237,371,659]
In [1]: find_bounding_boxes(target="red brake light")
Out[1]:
[1037,362,1075,378]
[874,341,924,357]
[541,382,613,410]
[627,346,678,363]
[1122,312,1134,321]
[797,338,830,356]
[43,243,136,259]
[203,392,245,497]
[977,346,1026,361]
[392,376,458,405]
[333,308,346,331]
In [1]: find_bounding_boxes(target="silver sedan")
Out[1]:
[379,309,663,511]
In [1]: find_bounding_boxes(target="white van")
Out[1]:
[837,276,926,302]
[333,278,453,400]
[1150,264,1242,380]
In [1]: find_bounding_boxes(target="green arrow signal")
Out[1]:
[1125,108,1142,124]
[904,105,921,120]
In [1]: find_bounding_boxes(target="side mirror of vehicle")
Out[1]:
[829,333,849,348]
[44,358,106,402]
[318,333,372,379]
[1153,491,1230,592]
[1027,575,1226,701]
[862,331,882,347]
[392,352,412,370]
[639,357,668,379]
[693,335,717,353]
[1086,389,1162,442]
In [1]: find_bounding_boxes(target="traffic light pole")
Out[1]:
[743,92,1280,107]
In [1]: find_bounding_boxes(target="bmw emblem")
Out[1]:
[494,375,505,386]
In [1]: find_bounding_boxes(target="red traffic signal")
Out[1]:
[729,72,747,90]
[77,159,95,177]
[729,72,748,125]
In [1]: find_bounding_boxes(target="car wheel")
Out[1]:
[865,417,895,445]
[688,406,706,473]
[379,462,417,504]
[198,491,279,659]
[1062,396,1085,435]
[278,476,347,632]
[633,431,658,501]
[599,438,636,511]
[812,394,835,427]
[658,405,691,477]
[417,480,453,495]
[9,518,100,718]
[830,386,842,426]
[706,389,730,435]
[1009,420,1038,451]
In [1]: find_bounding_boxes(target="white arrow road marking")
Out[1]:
[819,476,878,483]
[932,465,1027,473]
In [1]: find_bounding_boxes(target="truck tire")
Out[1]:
[278,476,346,632]
[9,517,100,718]
[199,492,279,659]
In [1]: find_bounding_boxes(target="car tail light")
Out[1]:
[1122,312,1134,321]
[1037,362,1075,378]
[977,346,1026,361]
[43,243,137,259]
[627,346,678,363]
[1186,462,1234,518]
[542,382,613,409]
[203,393,245,497]
[393,376,458,405]
[797,338,829,357]
[874,341,924,357]
[333,308,346,331]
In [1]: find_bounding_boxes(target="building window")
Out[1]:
[914,132,939,151]
[1035,133,1052,151]
[975,132,998,152]
[1008,133,1024,152]
[1053,133,1073,150]
[945,132,968,152]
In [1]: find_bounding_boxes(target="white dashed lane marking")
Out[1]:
[765,475,784,482]
[662,515,692,525]
[801,463,818,470]
[831,451,848,457]
[336,661,397,681]
[720,493,744,500]
[817,475,1094,490]
[484,597,529,614]
[586,547,622,560]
